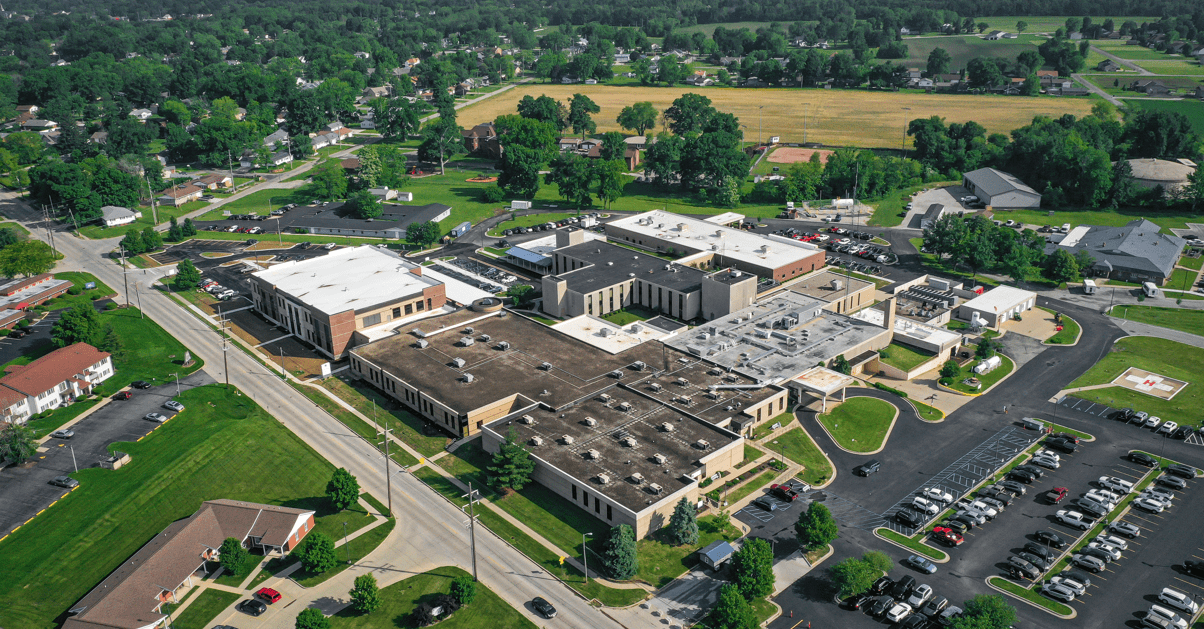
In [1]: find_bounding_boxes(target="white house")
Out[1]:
[369,187,398,201]
[100,205,142,227]
[0,343,113,425]
[129,109,153,121]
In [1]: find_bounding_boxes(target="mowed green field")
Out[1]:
[1130,59,1204,76]
[1128,100,1204,136]
[0,385,338,629]
[1068,336,1204,428]
[895,35,1043,72]
[974,16,1157,33]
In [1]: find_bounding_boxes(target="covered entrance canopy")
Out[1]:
[788,366,856,413]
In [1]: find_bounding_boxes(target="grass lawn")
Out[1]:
[599,305,656,326]
[199,189,311,220]
[895,34,1042,76]
[772,427,834,486]
[909,399,945,422]
[635,515,741,588]
[877,528,947,561]
[0,220,31,236]
[170,589,241,629]
[329,566,536,629]
[26,398,102,437]
[1168,267,1199,291]
[1112,305,1204,336]
[1180,255,1204,271]
[726,469,778,504]
[293,518,397,587]
[988,576,1073,615]
[93,307,206,395]
[0,385,339,629]
[486,212,576,236]
[1039,307,1081,344]
[868,181,957,228]
[816,397,897,453]
[878,342,936,373]
[742,443,765,465]
[1129,99,1204,135]
[1068,336,1204,429]
[320,376,448,457]
[976,15,1153,32]
[943,355,1014,395]
[77,202,206,240]
[289,382,419,467]
[994,207,1204,232]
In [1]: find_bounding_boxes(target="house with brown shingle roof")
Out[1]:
[158,183,203,207]
[0,343,112,424]
[63,500,316,629]
[194,174,233,190]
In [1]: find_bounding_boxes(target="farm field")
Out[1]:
[1127,99,1204,135]
[456,84,1096,149]
[895,34,1042,73]
[1128,59,1204,76]
[1092,41,1177,60]
[974,16,1156,33]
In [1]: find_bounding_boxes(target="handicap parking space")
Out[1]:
[1060,396,1121,420]
[733,479,810,527]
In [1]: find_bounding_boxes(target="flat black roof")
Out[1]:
[627,351,783,427]
[555,241,707,293]
[291,202,451,231]
[490,387,739,512]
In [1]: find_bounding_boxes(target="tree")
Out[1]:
[167,216,183,242]
[1044,248,1080,284]
[976,338,1002,359]
[182,218,197,237]
[100,323,122,356]
[297,533,338,574]
[546,153,595,209]
[599,132,626,162]
[666,497,699,546]
[730,537,774,600]
[326,467,360,511]
[977,22,989,33]
[218,537,249,576]
[141,226,162,251]
[121,229,145,255]
[1186,165,1204,211]
[310,158,349,201]
[488,427,536,491]
[616,101,658,135]
[999,247,1035,284]
[349,574,381,614]
[602,524,639,580]
[795,502,839,552]
[419,119,464,175]
[940,360,960,379]
[710,584,757,629]
[828,556,880,597]
[952,594,1017,629]
[173,258,201,290]
[961,229,997,280]
[927,48,951,76]
[295,608,331,629]
[1020,73,1039,96]
[52,304,103,348]
[347,190,383,219]
[863,551,893,575]
[0,423,37,465]
[664,93,714,136]
[1016,21,1028,33]
[0,240,55,277]
[450,575,478,606]
[406,221,441,248]
[505,284,534,307]
[831,354,851,374]
[966,57,1004,89]
[498,147,547,199]
[595,159,626,210]
[567,93,600,140]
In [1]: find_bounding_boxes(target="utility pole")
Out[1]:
[463,483,480,581]
[69,445,77,473]
[377,421,394,516]
[135,281,144,318]
[582,531,594,584]
[144,174,159,225]
[119,244,130,307]
[757,105,764,147]
[218,305,230,388]
[343,521,351,564]
[41,205,57,258]
[803,104,809,145]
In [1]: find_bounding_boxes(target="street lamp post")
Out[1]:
[343,521,351,564]
[173,372,180,396]
[463,483,481,581]
[377,422,394,516]
[582,532,594,584]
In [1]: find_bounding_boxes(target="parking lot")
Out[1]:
[0,372,211,536]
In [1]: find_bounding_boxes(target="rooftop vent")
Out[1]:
[586,449,600,459]
[462,373,474,383]
[596,473,610,484]
[652,453,668,465]
[621,437,637,447]
[530,436,543,446]
[647,483,663,494]
[451,357,466,368]
[520,415,536,424]
[562,435,575,445]
[541,362,553,370]
[583,416,598,427]
[610,370,623,378]
[629,472,644,484]
[661,422,675,432]
[465,326,474,334]
[415,339,430,349]
[479,334,491,342]
[695,439,711,450]
[649,383,663,392]
[631,323,643,333]
[707,390,721,400]
[633,361,646,371]
[675,396,692,405]
[599,393,612,403]
[497,341,511,350]
[617,402,632,412]
[459,337,475,346]
[677,377,690,386]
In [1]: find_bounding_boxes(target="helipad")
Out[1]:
[1111,367,1188,400]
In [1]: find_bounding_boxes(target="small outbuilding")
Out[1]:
[954,285,1036,329]
[100,205,142,227]
[962,168,1041,208]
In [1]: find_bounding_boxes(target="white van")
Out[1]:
[1143,282,1159,298]
[1158,588,1199,615]
[1083,279,1097,295]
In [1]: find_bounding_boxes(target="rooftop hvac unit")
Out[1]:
[541,362,553,370]
[649,383,663,392]
[629,472,644,484]
[621,437,637,447]
[562,435,575,445]
[695,439,711,450]
[725,375,739,383]
[451,357,466,368]
[652,453,668,465]
[677,377,690,386]
[586,449,600,459]
[465,327,474,334]
[707,390,721,400]
[497,341,510,350]
[462,373,474,383]
[633,361,646,371]
[647,483,663,494]
[596,474,610,485]
[675,396,691,405]
[617,402,632,412]
[479,334,491,342]
[583,417,597,427]
[610,370,623,378]
[529,436,544,446]
[520,415,536,424]
[600,328,613,337]
[599,393,612,403]
[415,339,430,349]
[460,337,475,346]
[631,324,643,333]
[661,422,675,432]
[709,368,722,376]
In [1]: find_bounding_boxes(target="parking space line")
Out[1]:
[1174,578,1204,592]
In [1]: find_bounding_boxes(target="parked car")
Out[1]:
[921,595,949,618]
[49,429,74,439]
[923,487,953,504]
[1024,543,1054,561]
[256,588,282,604]
[768,484,798,501]
[1070,554,1106,573]
[886,602,913,623]
[1041,582,1077,602]
[911,496,940,515]
[1157,476,1188,490]
[1007,469,1037,484]
[1018,551,1052,571]
[870,576,894,595]
[1035,530,1068,548]
[1007,556,1040,580]
[1167,464,1198,479]
[1158,588,1200,615]
[855,460,881,476]
[1108,521,1142,539]
[1050,432,1081,444]
[1158,421,1180,435]
[163,400,185,412]
[997,481,1027,496]
[1031,455,1060,469]
[1183,560,1204,577]
[890,575,917,599]
[531,597,557,618]
[1098,476,1135,493]
[1084,489,1120,509]
[1073,498,1108,519]
[752,496,780,512]
[1086,541,1123,561]
[1044,438,1077,454]
[1044,487,1069,504]
[1056,510,1093,530]
[931,527,963,546]
[1134,497,1167,513]
[49,476,79,488]
[868,595,894,617]
[1080,546,1116,564]
[896,507,924,526]
[144,412,168,423]
[1094,534,1129,551]
[903,555,938,574]
[132,381,152,389]
[1015,464,1045,478]
[1147,605,1189,629]
[1130,452,1159,467]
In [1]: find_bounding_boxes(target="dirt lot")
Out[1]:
[767,146,833,164]
[456,84,1097,148]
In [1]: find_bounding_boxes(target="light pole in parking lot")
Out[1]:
[342,521,351,564]
[173,372,180,396]
[134,281,144,319]
[582,531,594,584]
[377,421,394,516]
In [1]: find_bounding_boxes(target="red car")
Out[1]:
[255,587,282,604]
[114,391,132,400]
[768,484,798,501]
[1044,487,1069,505]
[931,526,963,546]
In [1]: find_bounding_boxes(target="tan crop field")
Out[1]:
[458,84,1097,148]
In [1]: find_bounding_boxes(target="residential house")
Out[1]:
[311,131,339,150]
[100,206,142,227]
[462,122,501,158]
[158,183,203,206]
[359,112,375,129]
[369,187,398,201]
[915,78,934,89]
[1050,86,1089,96]
[560,76,578,84]
[899,26,911,35]
[262,128,289,147]
[129,109,153,121]
[22,119,57,133]
[1096,59,1121,72]
[195,174,233,190]
[234,107,246,120]
[89,130,108,144]
[614,53,631,64]
[985,31,1008,40]
[354,51,371,59]
[362,86,392,100]
[623,135,655,151]
[15,104,38,117]
[1068,31,1083,40]
[0,343,113,424]
[270,151,293,167]
[1130,79,1171,96]
[557,138,580,151]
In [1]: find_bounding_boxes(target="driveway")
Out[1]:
[902,186,975,229]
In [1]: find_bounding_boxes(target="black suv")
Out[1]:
[896,507,924,526]
[1167,464,1198,479]
[1007,469,1037,484]
[889,575,917,600]
[1035,530,1068,548]
[1130,452,1158,468]
[238,599,267,617]
[855,460,881,476]
[1045,438,1077,454]
[1115,408,1135,421]
[870,576,894,595]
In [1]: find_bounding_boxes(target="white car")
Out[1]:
[1035,449,1061,462]
[1159,588,1200,615]
[1041,582,1077,602]
[1138,493,1173,510]
[1049,575,1088,596]
[1084,490,1119,509]
[923,487,953,504]
[1144,487,1176,503]
[886,602,913,623]
[1087,541,1123,561]
[968,501,998,518]
[911,497,940,515]
[163,400,185,412]
[1158,421,1179,435]
[1146,415,1163,429]
[1031,455,1060,470]
[1134,497,1166,513]
[1148,604,1189,629]
[907,584,933,608]
[1057,510,1093,530]
[1098,476,1134,493]
[1095,534,1129,551]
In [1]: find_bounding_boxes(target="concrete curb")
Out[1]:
[1039,308,1083,346]
[872,528,949,563]
[810,397,899,456]
[984,576,1077,619]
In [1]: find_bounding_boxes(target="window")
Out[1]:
[363,313,382,327]
[392,307,401,318]
[595,498,601,514]
[405,303,413,315]
[582,490,589,507]
[607,504,612,520]
[426,298,431,310]
[572,484,577,500]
